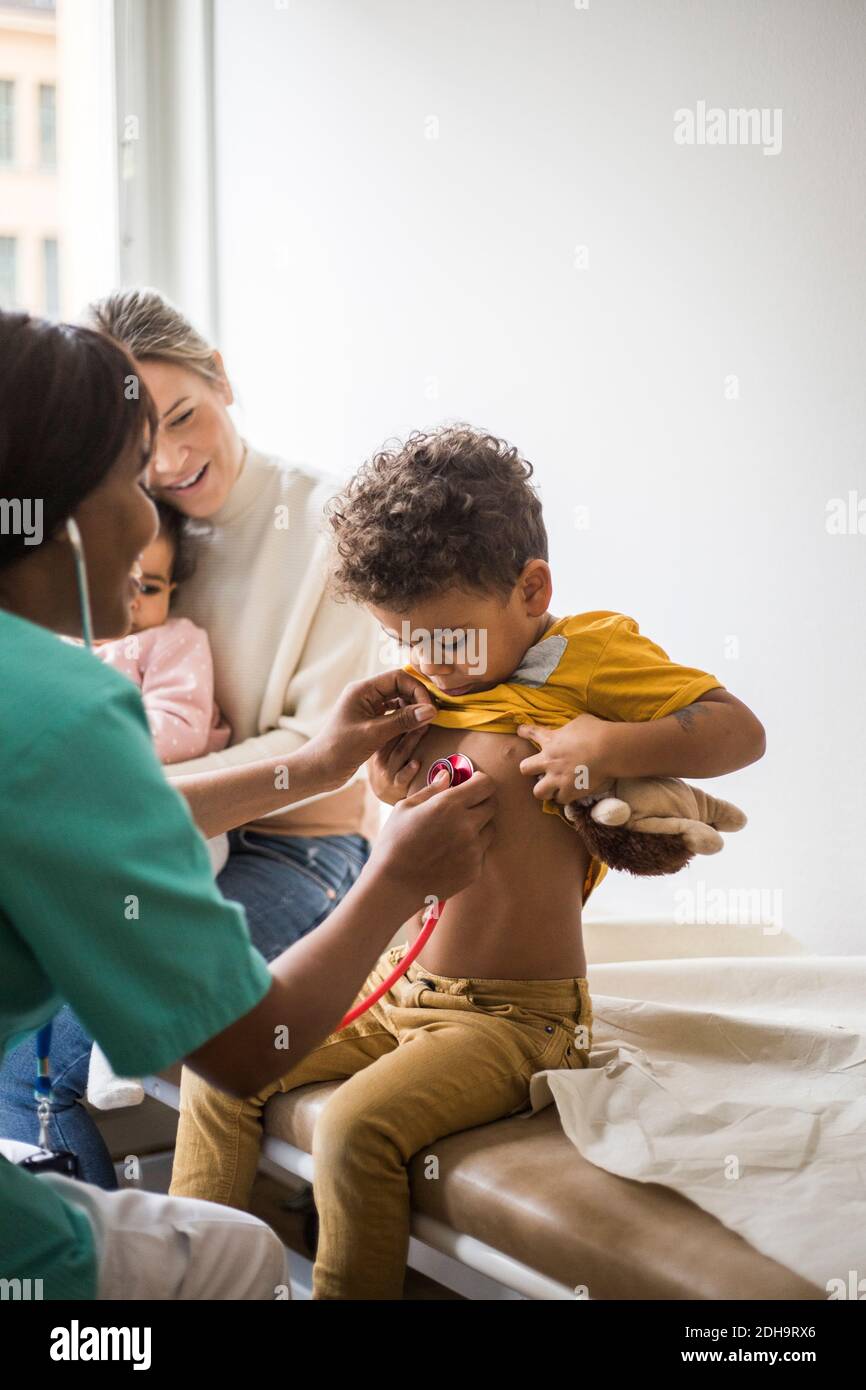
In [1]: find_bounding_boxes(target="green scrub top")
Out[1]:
[0,608,274,1298]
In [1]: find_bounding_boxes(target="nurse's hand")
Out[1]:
[314,669,438,788]
[369,767,496,903]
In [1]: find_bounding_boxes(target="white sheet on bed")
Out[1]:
[528,954,866,1295]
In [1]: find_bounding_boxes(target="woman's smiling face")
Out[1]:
[138,357,244,518]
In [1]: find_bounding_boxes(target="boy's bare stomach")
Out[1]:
[403,726,589,980]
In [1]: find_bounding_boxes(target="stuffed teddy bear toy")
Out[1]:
[564,775,747,876]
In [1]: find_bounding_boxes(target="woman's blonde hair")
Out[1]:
[84,287,222,384]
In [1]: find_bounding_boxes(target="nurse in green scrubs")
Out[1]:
[0,311,495,1299]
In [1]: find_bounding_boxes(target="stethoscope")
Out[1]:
[335,753,475,1030]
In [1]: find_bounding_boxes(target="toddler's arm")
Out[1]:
[517,613,765,804]
[140,620,230,765]
[518,689,765,804]
[596,686,765,777]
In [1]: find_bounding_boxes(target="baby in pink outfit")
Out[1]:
[95,502,231,772]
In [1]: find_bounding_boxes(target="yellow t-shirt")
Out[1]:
[407,610,724,903]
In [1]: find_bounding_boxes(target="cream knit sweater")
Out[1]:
[168,444,380,839]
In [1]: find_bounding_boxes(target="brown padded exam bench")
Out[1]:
[147,1065,822,1301]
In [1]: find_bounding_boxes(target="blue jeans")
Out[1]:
[0,831,370,1188]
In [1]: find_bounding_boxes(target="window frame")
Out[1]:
[0,78,16,167]
[0,234,19,310]
[38,80,56,171]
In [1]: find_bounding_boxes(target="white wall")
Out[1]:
[212,0,865,953]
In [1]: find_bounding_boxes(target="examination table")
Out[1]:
[120,922,827,1300]
[130,1060,819,1300]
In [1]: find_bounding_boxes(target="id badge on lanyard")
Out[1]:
[16,1021,79,1177]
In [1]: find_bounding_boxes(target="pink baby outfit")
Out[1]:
[94,616,231,764]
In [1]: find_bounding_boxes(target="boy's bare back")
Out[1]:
[404,724,589,981]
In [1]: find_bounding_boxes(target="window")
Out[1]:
[0,237,18,308]
[0,3,117,319]
[0,80,14,165]
[39,83,56,169]
[43,236,59,316]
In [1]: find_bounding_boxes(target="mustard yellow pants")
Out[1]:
[169,944,593,1300]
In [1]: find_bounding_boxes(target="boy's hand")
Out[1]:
[367,724,432,805]
[519,692,766,796]
[517,714,614,806]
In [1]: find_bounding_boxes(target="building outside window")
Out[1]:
[0,0,60,314]
[0,0,122,320]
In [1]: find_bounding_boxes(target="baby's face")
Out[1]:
[370,569,551,696]
[128,535,175,633]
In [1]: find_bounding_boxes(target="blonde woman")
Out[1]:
[0,289,408,1187]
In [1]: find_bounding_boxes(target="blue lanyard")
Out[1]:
[29,522,92,1154]
[34,1021,54,1150]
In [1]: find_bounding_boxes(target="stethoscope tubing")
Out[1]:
[335,753,475,1030]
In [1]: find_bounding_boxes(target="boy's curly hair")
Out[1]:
[328,425,548,608]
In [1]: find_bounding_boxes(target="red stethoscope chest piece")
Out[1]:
[426,753,475,787]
